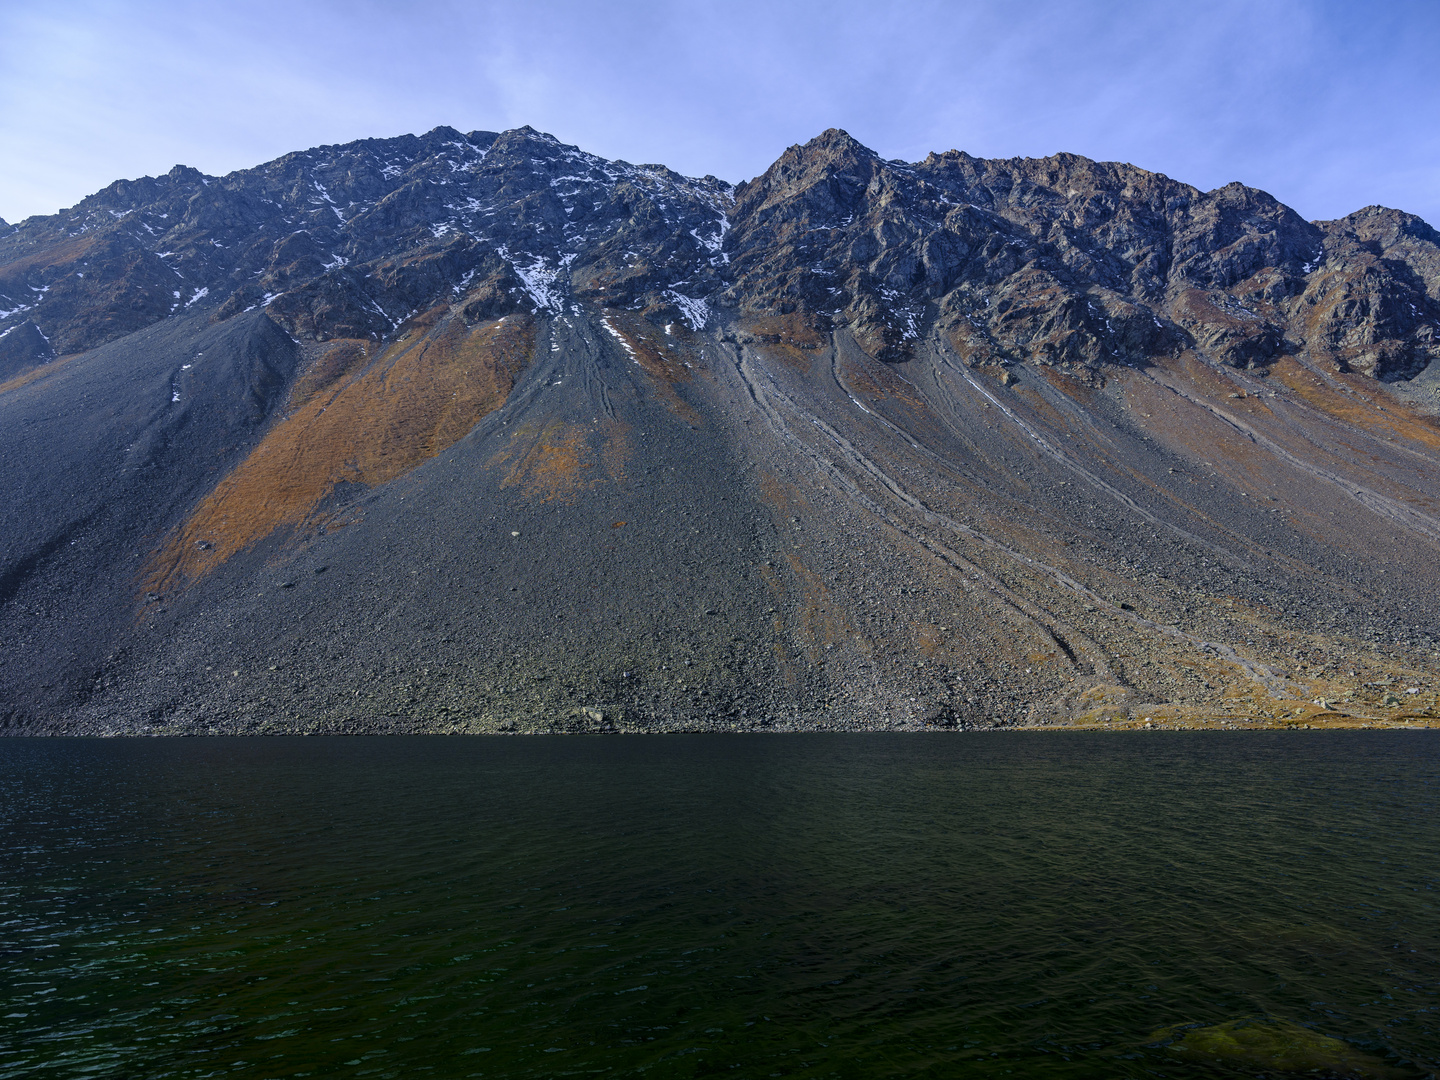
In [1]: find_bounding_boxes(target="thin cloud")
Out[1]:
[2,0,1438,226]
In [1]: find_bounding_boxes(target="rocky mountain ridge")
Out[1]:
[0,126,731,372]
[3,127,1440,734]
[7,127,1440,387]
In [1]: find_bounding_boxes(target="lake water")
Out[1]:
[1,733,1436,1079]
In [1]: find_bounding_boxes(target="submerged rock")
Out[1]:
[1148,1017,1411,1079]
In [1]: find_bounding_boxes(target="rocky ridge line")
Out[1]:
[4,128,1440,393]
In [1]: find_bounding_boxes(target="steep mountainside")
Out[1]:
[4,127,1440,733]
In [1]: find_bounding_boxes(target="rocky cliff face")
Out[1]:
[724,130,1440,379]
[3,128,1440,733]
[0,126,730,360]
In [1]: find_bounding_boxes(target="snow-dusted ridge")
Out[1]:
[0,125,742,352]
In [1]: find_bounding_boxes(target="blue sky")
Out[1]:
[3,0,1438,226]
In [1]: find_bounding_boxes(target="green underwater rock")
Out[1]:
[1148,1017,1411,1078]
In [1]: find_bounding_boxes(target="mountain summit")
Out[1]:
[3,127,1439,733]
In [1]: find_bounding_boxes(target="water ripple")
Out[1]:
[0,733,1436,1078]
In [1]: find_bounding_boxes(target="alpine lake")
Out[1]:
[1,732,1436,1079]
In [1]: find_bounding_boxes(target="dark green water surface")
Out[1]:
[1,734,1436,1079]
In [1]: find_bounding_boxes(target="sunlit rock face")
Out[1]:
[3,127,1440,734]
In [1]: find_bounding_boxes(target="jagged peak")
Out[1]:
[1193,181,1321,235]
[773,129,881,177]
[166,164,206,183]
[922,148,979,165]
[484,126,581,160]
[503,125,563,144]
[1209,179,1266,199]
[410,126,497,157]
[1334,203,1432,229]
[733,128,882,210]
[74,169,201,215]
[802,128,879,158]
[916,147,1192,207]
[1204,179,1292,209]
[1322,204,1440,247]
[765,129,880,173]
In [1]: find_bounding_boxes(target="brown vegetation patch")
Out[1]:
[495,421,594,502]
[745,312,826,350]
[1009,380,1073,431]
[288,339,372,408]
[752,470,856,672]
[1159,349,1260,400]
[782,550,852,663]
[742,312,828,371]
[143,313,534,596]
[1036,365,1098,403]
[0,234,99,283]
[491,416,630,504]
[0,352,78,396]
[838,349,926,412]
[757,561,800,686]
[602,311,703,424]
[1270,357,1440,454]
[599,418,632,483]
[756,470,811,518]
[1116,368,1279,488]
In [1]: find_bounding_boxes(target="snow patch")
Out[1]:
[601,317,640,364]
[312,179,345,222]
[666,291,710,331]
[880,287,923,340]
[367,298,398,329]
[499,247,573,312]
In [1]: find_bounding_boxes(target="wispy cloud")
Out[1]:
[2,0,1438,225]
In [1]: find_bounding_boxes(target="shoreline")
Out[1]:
[4,715,1437,737]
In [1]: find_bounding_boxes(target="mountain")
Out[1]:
[2,126,1439,734]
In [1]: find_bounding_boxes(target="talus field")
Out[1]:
[3,126,1440,734]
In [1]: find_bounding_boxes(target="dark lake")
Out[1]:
[1,733,1436,1078]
